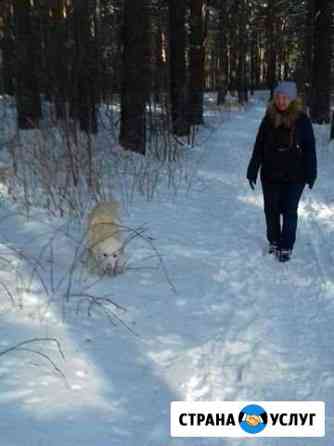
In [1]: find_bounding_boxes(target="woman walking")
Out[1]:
[247,81,317,262]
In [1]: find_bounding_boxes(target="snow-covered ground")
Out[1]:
[0,94,334,445]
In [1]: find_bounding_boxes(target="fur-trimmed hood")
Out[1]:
[266,99,303,129]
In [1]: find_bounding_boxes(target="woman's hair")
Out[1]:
[266,98,303,129]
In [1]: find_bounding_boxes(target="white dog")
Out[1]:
[87,200,124,275]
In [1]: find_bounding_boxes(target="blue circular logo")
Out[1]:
[239,404,268,434]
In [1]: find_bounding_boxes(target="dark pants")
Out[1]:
[261,181,305,250]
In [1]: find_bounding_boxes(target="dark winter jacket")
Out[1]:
[247,102,317,186]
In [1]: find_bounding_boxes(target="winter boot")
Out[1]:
[268,243,278,255]
[277,249,292,262]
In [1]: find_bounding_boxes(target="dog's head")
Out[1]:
[95,239,124,275]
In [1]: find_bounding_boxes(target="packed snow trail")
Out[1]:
[0,95,333,446]
[140,100,334,445]
[141,101,334,446]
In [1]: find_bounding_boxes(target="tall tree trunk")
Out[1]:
[189,0,206,125]
[1,3,15,96]
[168,0,189,136]
[72,0,98,134]
[256,33,261,87]
[259,31,266,85]
[236,0,248,104]
[216,4,227,105]
[33,0,49,100]
[13,0,42,129]
[153,16,165,103]
[265,0,277,97]
[50,0,67,119]
[310,0,331,123]
[249,30,257,94]
[119,0,147,154]
[303,0,314,109]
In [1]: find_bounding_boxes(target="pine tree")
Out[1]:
[310,0,331,123]
[168,0,190,136]
[189,0,206,125]
[119,0,148,154]
[13,0,42,129]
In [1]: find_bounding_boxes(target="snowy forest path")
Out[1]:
[151,99,334,445]
[1,97,334,446]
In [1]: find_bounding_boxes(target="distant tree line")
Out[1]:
[0,0,333,153]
